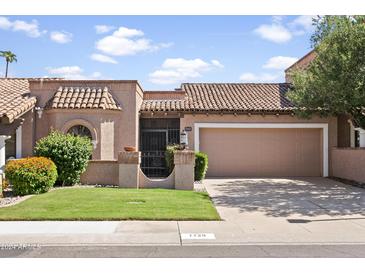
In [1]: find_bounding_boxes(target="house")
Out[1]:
[0,52,361,185]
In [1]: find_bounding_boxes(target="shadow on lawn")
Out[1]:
[207,178,365,217]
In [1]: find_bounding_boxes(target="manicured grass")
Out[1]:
[0,188,220,221]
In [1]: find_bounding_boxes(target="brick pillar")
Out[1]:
[118,151,141,188]
[174,150,195,190]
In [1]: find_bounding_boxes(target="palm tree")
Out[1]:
[0,51,17,78]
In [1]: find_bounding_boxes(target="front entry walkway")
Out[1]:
[199,177,365,243]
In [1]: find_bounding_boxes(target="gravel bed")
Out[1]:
[0,188,34,208]
[0,195,24,207]
[194,181,207,192]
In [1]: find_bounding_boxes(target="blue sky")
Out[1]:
[0,16,314,90]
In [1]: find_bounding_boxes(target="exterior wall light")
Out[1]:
[180,130,188,149]
[35,107,44,119]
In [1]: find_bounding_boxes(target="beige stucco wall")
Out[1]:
[80,160,119,185]
[139,169,175,188]
[42,109,120,159]
[20,109,35,157]
[81,151,194,189]
[331,148,365,183]
[180,114,338,175]
[25,80,143,160]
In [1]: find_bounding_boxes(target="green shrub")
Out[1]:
[34,131,92,186]
[5,157,57,196]
[165,144,183,173]
[194,152,208,181]
[165,145,208,181]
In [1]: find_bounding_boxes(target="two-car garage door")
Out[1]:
[200,127,322,177]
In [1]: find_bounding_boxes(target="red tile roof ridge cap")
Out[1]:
[181,82,289,86]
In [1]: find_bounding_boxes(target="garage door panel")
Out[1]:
[200,128,321,177]
[262,129,293,176]
[296,128,321,176]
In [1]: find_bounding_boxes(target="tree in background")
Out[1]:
[288,16,365,129]
[0,51,17,78]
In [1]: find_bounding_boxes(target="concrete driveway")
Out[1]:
[198,177,365,243]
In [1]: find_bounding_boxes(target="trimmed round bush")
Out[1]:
[34,131,93,186]
[5,157,57,196]
[194,152,208,181]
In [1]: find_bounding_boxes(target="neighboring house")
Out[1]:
[0,79,36,174]
[285,50,317,82]
[0,52,359,181]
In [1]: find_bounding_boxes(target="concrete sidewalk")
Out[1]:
[1,219,365,246]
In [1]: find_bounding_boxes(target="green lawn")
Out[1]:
[0,188,220,221]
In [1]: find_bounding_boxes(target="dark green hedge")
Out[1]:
[194,152,208,181]
[5,157,57,196]
[34,131,92,186]
[165,145,208,181]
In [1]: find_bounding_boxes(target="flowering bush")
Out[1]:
[5,157,57,196]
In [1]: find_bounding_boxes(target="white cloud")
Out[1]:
[0,16,45,37]
[211,59,224,68]
[46,66,101,79]
[263,56,298,70]
[149,58,223,85]
[50,31,73,44]
[254,23,292,43]
[90,53,118,64]
[291,15,315,31]
[0,17,13,29]
[96,26,173,56]
[46,66,83,78]
[289,15,316,36]
[239,72,282,83]
[254,15,316,43]
[95,25,115,34]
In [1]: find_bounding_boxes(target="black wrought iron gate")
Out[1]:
[140,118,180,177]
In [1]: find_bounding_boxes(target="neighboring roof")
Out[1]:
[0,78,37,123]
[285,50,316,72]
[140,83,294,113]
[46,86,122,111]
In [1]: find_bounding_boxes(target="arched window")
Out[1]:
[67,125,92,139]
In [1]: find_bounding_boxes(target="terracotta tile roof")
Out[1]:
[140,83,294,113]
[0,78,37,123]
[143,90,186,100]
[46,86,121,110]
